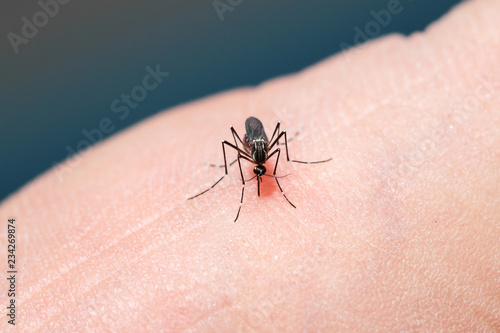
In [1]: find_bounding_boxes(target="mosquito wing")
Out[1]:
[245,117,268,144]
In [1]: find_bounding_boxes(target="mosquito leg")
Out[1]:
[268,121,281,145]
[257,175,261,196]
[268,148,296,208]
[205,159,237,168]
[279,126,302,145]
[206,128,250,167]
[234,153,246,222]
[289,157,333,164]
[270,130,332,164]
[269,130,290,160]
[188,140,247,199]
[230,126,245,148]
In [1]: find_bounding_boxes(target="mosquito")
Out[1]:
[188,116,331,222]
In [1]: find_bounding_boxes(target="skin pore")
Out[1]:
[1,0,499,331]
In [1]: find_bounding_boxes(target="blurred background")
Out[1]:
[1,0,461,201]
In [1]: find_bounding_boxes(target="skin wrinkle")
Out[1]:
[45,277,235,332]
[38,191,313,330]
[412,179,494,328]
[178,304,233,332]
[214,233,326,330]
[308,57,492,326]
[22,199,163,296]
[160,243,264,330]
[27,211,214,331]
[19,106,225,318]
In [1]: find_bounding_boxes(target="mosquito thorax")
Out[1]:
[251,139,268,164]
[254,165,266,176]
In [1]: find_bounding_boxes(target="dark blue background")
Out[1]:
[0,0,461,201]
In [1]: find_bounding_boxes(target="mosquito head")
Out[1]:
[253,165,266,177]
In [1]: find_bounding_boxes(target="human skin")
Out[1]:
[1,0,500,331]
